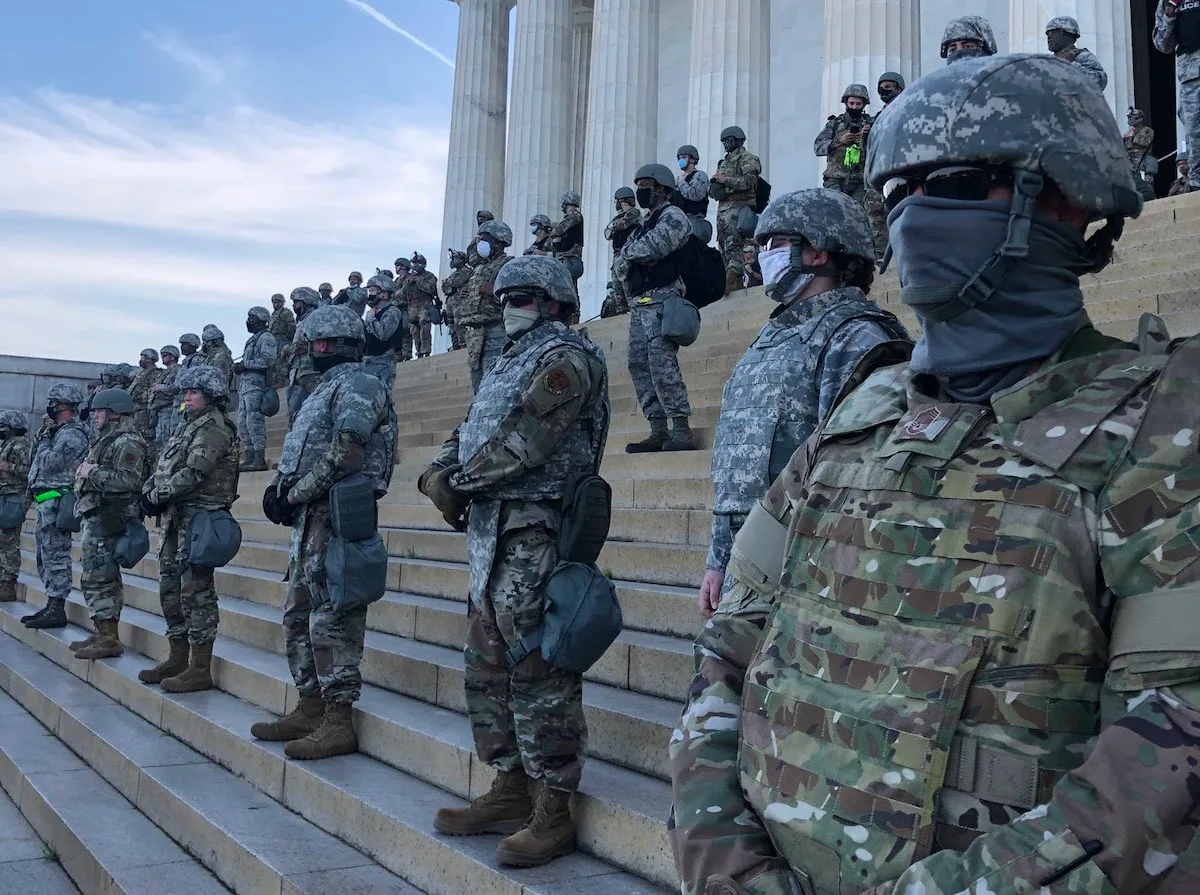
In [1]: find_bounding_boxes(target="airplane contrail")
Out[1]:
[342,0,456,70]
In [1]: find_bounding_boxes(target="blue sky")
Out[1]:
[0,0,461,362]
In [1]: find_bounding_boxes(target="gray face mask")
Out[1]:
[890,196,1090,403]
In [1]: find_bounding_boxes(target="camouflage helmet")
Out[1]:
[412,252,427,265]
[139,347,159,362]
[160,344,180,360]
[318,282,333,292]
[176,364,228,400]
[247,306,271,324]
[90,387,135,415]
[754,189,875,263]
[676,144,700,161]
[179,332,201,348]
[300,304,366,344]
[1180,149,1189,162]
[201,324,224,342]
[720,125,746,141]
[270,292,285,303]
[478,219,513,247]
[394,257,412,271]
[940,15,997,58]
[529,213,553,229]
[476,209,495,223]
[448,248,467,265]
[290,286,320,308]
[349,270,363,280]
[45,382,85,407]
[1127,106,1146,123]
[878,71,906,89]
[634,163,677,190]
[366,272,395,293]
[561,189,582,207]
[493,255,578,308]
[614,186,636,202]
[0,410,27,430]
[842,83,870,103]
[867,54,1141,222]
[1045,15,1080,36]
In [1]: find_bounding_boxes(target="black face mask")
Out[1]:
[1046,32,1073,53]
[312,354,349,373]
[847,107,863,119]
[636,187,655,209]
[879,87,898,103]
[722,139,739,154]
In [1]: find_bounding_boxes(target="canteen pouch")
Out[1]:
[689,214,713,244]
[113,518,150,569]
[428,304,443,325]
[736,205,759,239]
[504,561,623,674]
[661,294,701,347]
[0,495,27,530]
[187,508,243,568]
[563,257,584,281]
[329,474,378,542]
[260,388,280,418]
[55,492,82,534]
[557,472,612,566]
[325,533,388,613]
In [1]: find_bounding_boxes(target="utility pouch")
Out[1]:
[330,474,378,542]
[113,518,150,569]
[557,472,612,566]
[187,508,243,568]
[326,533,388,613]
[661,294,702,347]
[0,495,28,530]
[428,304,443,325]
[55,492,82,534]
[260,388,280,418]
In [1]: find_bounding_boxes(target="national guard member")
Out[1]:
[199,324,235,389]
[526,214,555,256]
[150,345,181,452]
[670,54,1200,895]
[1156,0,1200,194]
[70,388,148,660]
[128,348,163,448]
[318,282,334,305]
[814,84,874,206]
[269,293,297,344]
[235,306,278,471]
[461,220,514,392]
[139,365,239,691]
[441,249,472,351]
[940,15,997,62]
[402,252,440,359]
[1046,15,1109,91]
[419,255,609,867]
[0,411,33,602]
[334,271,368,317]
[710,126,763,294]
[282,287,321,424]
[252,305,395,760]
[604,187,642,316]
[363,272,405,390]
[22,383,90,629]
[1124,107,1158,202]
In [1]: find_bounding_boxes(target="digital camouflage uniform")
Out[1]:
[1054,45,1108,91]
[442,255,472,351]
[283,293,321,424]
[604,203,643,315]
[75,415,147,624]
[199,327,235,393]
[461,254,512,393]
[1155,0,1200,192]
[815,110,875,203]
[0,421,33,593]
[714,146,762,287]
[150,355,181,453]
[401,268,440,359]
[363,279,406,391]
[147,403,239,645]
[236,325,279,455]
[160,347,200,446]
[334,284,368,318]
[28,415,90,607]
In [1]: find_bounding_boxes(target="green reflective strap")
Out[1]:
[33,490,63,504]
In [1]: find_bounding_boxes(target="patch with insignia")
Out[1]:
[544,369,571,395]
[898,406,954,441]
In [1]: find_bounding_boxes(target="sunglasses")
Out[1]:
[500,290,541,308]
[882,165,1013,212]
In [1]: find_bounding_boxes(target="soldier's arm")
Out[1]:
[289,376,386,503]
[677,170,710,202]
[244,334,278,371]
[549,210,583,239]
[705,515,734,572]
[1075,52,1109,90]
[814,118,837,156]
[451,347,597,495]
[86,437,148,495]
[364,306,400,340]
[1153,0,1178,53]
[622,208,690,264]
[431,426,462,469]
[722,154,762,193]
[814,320,908,425]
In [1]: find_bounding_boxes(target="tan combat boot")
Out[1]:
[433,769,532,836]
[138,638,190,684]
[661,417,697,452]
[495,779,576,867]
[724,267,743,296]
[283,700,357,760]
[73,619,124,660]
[160,641,214,693]
[69,628,97,651]
[0,579,17,602]
[624,417,669,454]
[250,694,324,741]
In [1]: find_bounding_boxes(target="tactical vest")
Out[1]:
[29,420,89,492]
[711,289,907,516]
[458,323,607,502]
[364,302,405,356]
[153,407,239,510]
[737,346,1165,894]
[629,205,688,293]
[0,434,32,496]
[1178,0,1200,53]
[556,219,584,255]
[671,171,709,217]
[75,419,146,517]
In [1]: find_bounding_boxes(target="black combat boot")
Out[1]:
[661,417,697,451]
[625,418,669,453]
[24,599,67,629]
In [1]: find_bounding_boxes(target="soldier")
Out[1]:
[402,252,440,359]
[740,244,762,289]
[940,15,997,62]
[138,366,239,691]
[283,287,322,423]
[604,187,642,316]
[1124,107,1158,202]
[334,271,368,317]
[441,249,472,351]
[549,190,585,306]
[363,272,405,389]
[419,255,609,867]
[391,258,415,361]
[865,72,907,259]
[814,84,873,212]
[178,332,201,367]
[710,126,763,295]
[525,214,555,256]
[613,163,696,453]
[674,145,710,220]
[252,305,395,760]
[318,282,334,305]
[70,388,148,661]
[1169,150,1190,196]
[128,348,163,446]
[460,220,514,392]
[697,189,909,621]
[199,324,235,389]
[269,293,297,344]
[0,411,33,602]
[150,345,182,453]
[22,383,91,629]
[669,53,1200,895]
[599,280,623,318]
[1046,15,1109,91]
[235,306,278,471]
[467,209,496,265]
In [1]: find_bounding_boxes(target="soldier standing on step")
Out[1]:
[698,189,910,621]
[815,84,874,212]
[1046,16,1109,91]
[441,249,472,351]
[363,272,405,390]
[402,252,441,359]
[139,366,239,692]
[710,126,762,295]
[70,388,148,661]
[0,412,33,603]
[199,324,235,391]
[22,384,90,629]
[614,162,697,453]
[669,55,1200,895]
[149,345,181,453]
[467,210,496,266]
[1124,108,1158,202]
[605,187,643,316]
[461,220,515,393]
[268,293,297,345]
[392,258,415,361]
[253,305,395,761]
[282,288,321,425]
[419,255,609,868]
[318,282,334,306]
[128,348,163,463]
[334,271,368,318]
[234,306,278,472]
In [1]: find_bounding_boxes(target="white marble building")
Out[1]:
[439,0,1137,318]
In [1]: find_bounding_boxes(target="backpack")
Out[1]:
[677,237,726,310]
[753,176,772,214]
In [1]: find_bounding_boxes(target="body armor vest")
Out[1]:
[152,407,239,510]
[458,323,607,502]
[29,420,89,492]
[0,434,33,496]
[75,419,145,517]
[364,302,405,356]
[630,205,688,293]
[672,171,710,217]
[1178,0,1200,53]
[241,330,274,387]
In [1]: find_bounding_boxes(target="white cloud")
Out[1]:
[142,30,230,84]
[341,0,456,69]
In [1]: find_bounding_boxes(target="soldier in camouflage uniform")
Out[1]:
[199,324,235,390]
[334,271,368,318]
[549,190,585,313]
[318,282,334,306]
[815,84,874,209]
[1124,107,1158,202]
[466,209,496,266]
[864,72,906,260]
[0,412,33,602]
[269,293,297,345]
[128,348,163,446]
[613,163,696,453]
[441,249,472,351]
[139,365,239,692]
[23,383,91,629]
[710,126,763,295]
[252,304,395,761]
[420,255,609,867]
[461,220,515,392]
[1169,150,1190,195]
[234,306,278,472]
[698,190,910,619]
[940,15,997,62]
[150,345,181,452]
[525,214,554,256]
[390,258,414,360]
[402,252,440,359]
[1046,15,1109,91]
[282,288,322,424]
[670,54,1200,895]
[71,388,148,661]
[82,364,134,435]
[363,272,405,390]
[604,187,642,316]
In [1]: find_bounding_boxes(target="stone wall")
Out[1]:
[0,355,106,431]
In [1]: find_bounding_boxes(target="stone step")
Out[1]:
[0,746,82,894]
[1,596,676,891]
[0,684,230,895]
[0,635,416,895]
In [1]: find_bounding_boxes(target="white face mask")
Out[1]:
[477,240,492,258]
[758,245,792,286]
[503,307,541,338]
[531,226,540,236]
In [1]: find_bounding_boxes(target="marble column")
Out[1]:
[439,0,513,279]
[821,0,920,116]
[1008,0,1133,117]
[504,0,575,248]
[579,0,660,318]
[570,4,593,191]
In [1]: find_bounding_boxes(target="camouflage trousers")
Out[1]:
[863,183,888,260]
[35,501,72,601]
[0,524,20,583]
[158,509,219,645]
[717,203,751,285]
[362,352,397,392]
[449,322,466,351]
[466,322,507,393]
[237,380,267,451]
[80,514,123,623]
[464,523,586,791]
[409,299,434,357]
[610,271,631,316]
[628,297,692,421]
[1183,78,1200,190]
[284,501,367,704]
[155,404,182,452]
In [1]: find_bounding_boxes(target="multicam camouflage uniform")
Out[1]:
[269,302,297,345]
[1124,119,1157,202]
[28,407,90,608]
[815,110,875,202]
[461,247,512,393]
[401,266,440,359]
[713,144,762,289]
[236,316,278,458]
[441,253,472,351]
[149,348,181,452]
[199,325,235,391]
[128,351,163,445]
[0,416,33,594]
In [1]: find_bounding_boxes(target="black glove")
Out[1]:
[418,464,470,528]
[262,481,298,526]
[139,491,166,517]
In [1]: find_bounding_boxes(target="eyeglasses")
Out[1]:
[500,290,541,308]
[882,165,1013,212]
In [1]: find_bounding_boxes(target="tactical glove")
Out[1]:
[139,491,167,517]
[418,464,469,530]
[262,480,298,527]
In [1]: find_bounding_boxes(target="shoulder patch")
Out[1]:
[545,369,571,395]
